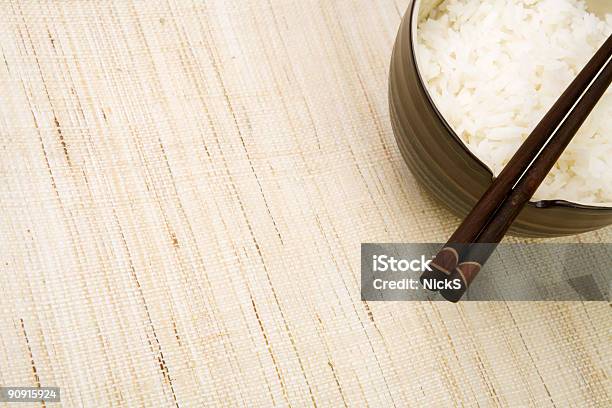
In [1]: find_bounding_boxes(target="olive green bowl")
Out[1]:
[389,0,612,238]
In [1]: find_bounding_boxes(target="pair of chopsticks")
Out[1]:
[421,34,612,302]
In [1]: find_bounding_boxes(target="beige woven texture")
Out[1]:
[1,1,610,407]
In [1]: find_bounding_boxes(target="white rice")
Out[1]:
[416,0,612,204]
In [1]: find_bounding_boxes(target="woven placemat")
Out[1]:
[0,1,610,406]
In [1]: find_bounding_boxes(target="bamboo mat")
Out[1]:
[0,1,610,406]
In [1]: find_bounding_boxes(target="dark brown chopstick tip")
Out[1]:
[433,247,459,272]
[420,247,459,287]
[439,262,481,302]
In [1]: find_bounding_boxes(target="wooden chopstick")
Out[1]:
[439,51,612,302]
[421,34,612,284]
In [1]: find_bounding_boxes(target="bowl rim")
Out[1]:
[407,0,612,211]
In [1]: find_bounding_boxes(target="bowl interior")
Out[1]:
[410,0,612,209]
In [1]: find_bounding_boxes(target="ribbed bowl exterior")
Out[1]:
[389,1,612,237]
